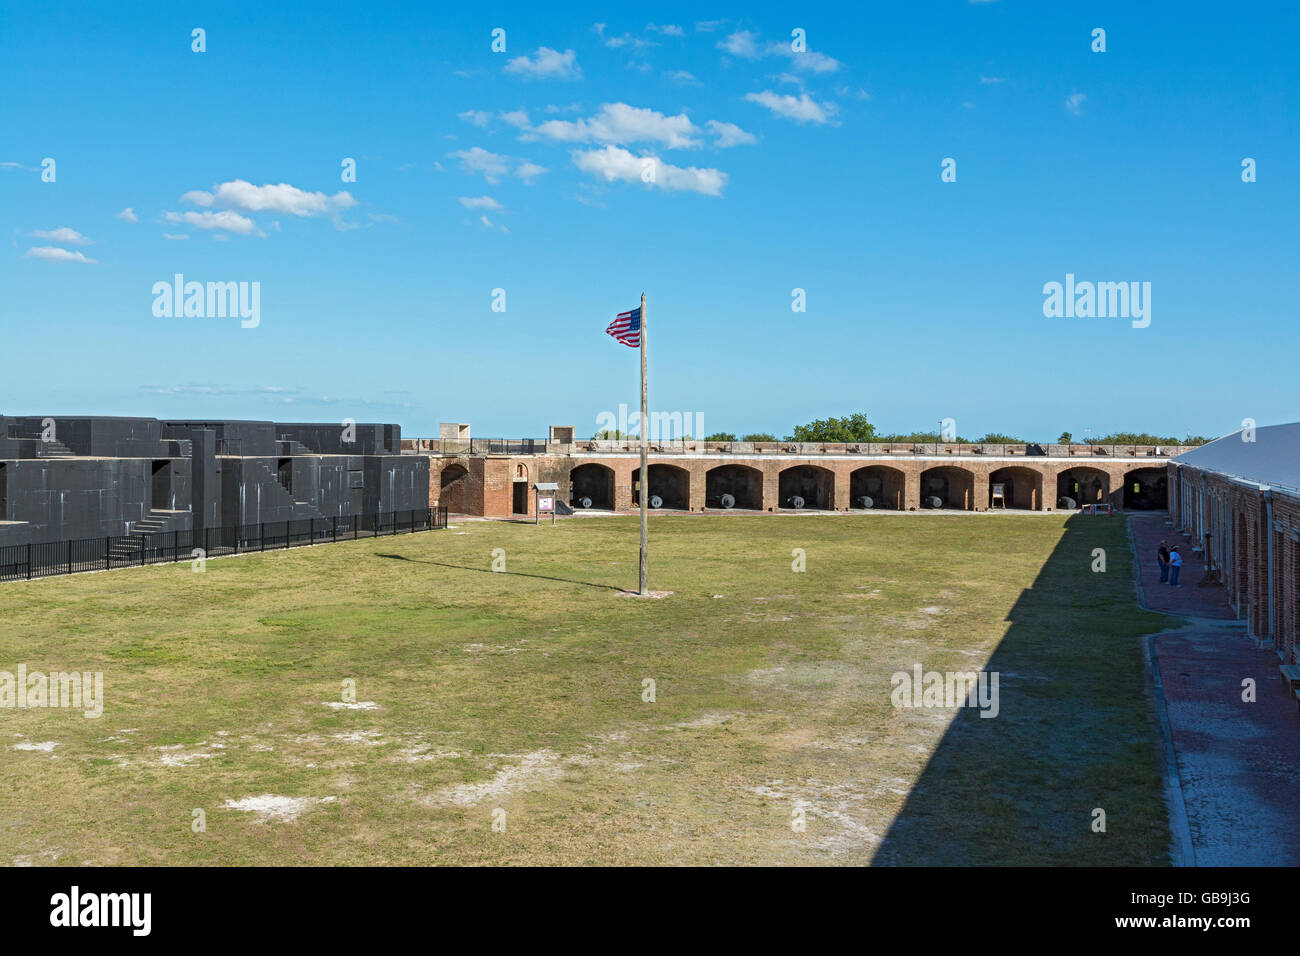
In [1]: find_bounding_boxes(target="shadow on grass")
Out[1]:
[871,514,1172,866]
[373,553,625,593]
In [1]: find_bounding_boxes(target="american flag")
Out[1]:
[605,307,642,348]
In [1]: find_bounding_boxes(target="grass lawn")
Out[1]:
[0,512,1175,865]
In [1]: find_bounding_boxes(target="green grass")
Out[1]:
[0,513,1174,865]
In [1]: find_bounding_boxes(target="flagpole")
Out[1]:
[639,291,649,596]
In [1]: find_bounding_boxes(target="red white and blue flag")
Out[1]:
[605,307,642,348]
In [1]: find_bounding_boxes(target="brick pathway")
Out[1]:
[1128,514,1300,864]
[1152,624,1300,865]
[1129,513,1235,619]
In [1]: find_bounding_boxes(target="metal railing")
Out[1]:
[0,507,449,583]
[402,438,1184,459]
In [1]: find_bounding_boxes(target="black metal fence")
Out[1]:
[0,507,449,583]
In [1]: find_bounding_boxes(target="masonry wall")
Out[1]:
[423,452,1170,520]
[1169,461,1300,663]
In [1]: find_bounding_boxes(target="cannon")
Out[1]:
[1058,496,1077,510]
[925,496,943,509]
[787,495,805,509]
[856,495,873,510]
[649,495,663,509]
[715,493,735,509]
[574,496,593,509]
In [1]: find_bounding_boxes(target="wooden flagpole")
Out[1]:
[639,292,648,595]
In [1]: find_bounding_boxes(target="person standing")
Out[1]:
[1169,545,1183,587]
[1157,540,1170,583]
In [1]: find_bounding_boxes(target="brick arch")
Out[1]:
[778,464,834,510]
[706,464,763,510]
[633,463,690,510]
[569,462,614,510]
[988,466,1044,511]
[1123,467,1168,510]
[919,466,975,510]
[1056,466,1111,509]
[850,465,904,510]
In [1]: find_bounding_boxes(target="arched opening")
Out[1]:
[439,463,470,514]
[850,465,904,510]
[1056,468,1109,510]
[512,462,529,515]
[919,466,975,510]
[1123,468,1168,510]
[569,463,614,511]
[778,465,834,510]
[632,463,690,510]
[989,466,1043,511]
[705,464,763,510]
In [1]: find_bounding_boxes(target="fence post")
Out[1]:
[27,543,32,580]
[260,522,265,552]
[285,520,290,550]
[332,516,337,543]
[67,540,72,575]
[105,536,110,571]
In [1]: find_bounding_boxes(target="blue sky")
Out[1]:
[2,1,1297,441]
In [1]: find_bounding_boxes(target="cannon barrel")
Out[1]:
[788,495,805,509]
[925,496,943,509]
[575,496,593,509]
[1059,496,1077,510]
[856,495,873,509]
[718,493,735,509]
[649,495,663,509]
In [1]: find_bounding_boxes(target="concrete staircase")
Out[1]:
[110,509,191,561]
[34,439,76,458]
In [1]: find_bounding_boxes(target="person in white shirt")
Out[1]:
[1169,546,1183,587]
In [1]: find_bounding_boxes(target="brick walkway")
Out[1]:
[1129,514,1300,865]
[1152,624,1300,865]
[1129,513,1235,619]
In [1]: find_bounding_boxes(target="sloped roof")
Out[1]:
[1174,423,1300,492]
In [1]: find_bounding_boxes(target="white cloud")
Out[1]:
[718,30,841,73]
[33,227,91,245]
[182,180,356,217]
[605,33,655,49]
[667,70,700,86]
[448,147,548,184]
[23,246,97,264]
[529,102,702,149]
[696,20,728,33]
[163,210,260,235]
[504,47,582,81]
[979,75,1005,85]
[448,147,512,182]
[706,120,757,147]
[647,23,684,36]
[514,161,548,184]
[459,195,503,210]
[572,145,726,196]
[719,30,762,59]
[1065,92,1086,115]
[162,233,189,240]
[744,90,837,124]
[117,207,139,223]
[458,110,493,127]
[500,109,532,128]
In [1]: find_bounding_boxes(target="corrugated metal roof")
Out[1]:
[1173,423,1300,492]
